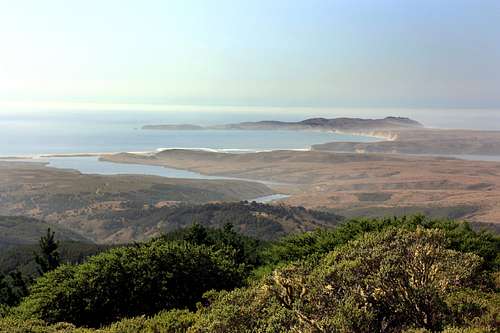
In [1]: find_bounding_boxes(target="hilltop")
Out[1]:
[102,201,344,241]
[142,116,423,131]
[218,116,423,131]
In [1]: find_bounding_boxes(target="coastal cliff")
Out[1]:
[313,129,500,156]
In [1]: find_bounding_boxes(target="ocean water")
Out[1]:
[0,111,378,156]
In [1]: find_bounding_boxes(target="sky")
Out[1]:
[0,0,499,109]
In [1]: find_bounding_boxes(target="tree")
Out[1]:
[34,228,60,275]
[17,239,245,327]
[184,223,208,244]
[0,271,28,307]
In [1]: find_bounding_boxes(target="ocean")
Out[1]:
[0,109,380,156]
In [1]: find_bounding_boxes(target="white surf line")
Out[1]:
[155,147,311,153]
[330,129,397,141]
[1,146,311,160]
[251,193,291,203]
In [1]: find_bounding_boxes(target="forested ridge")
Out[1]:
[0,213,498,332]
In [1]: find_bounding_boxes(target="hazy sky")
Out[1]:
[0,0,499,108]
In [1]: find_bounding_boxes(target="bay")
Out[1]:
[0,111,377,156]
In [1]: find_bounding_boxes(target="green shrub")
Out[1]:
[262,215,499,270]
[161,223,266,271]
[190,287,296,333]
[0,304,9,318]
[109,309,196,333]
[191,228,492,332]
[444,289,500,329]
[298,228,483,332]
[0,317,91,333]
[0,272,28,307]
[15,239,244,327]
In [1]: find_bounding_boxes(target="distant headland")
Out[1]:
[142,116,500,157]
[142,116,424,132]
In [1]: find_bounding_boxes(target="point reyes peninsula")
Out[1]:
[143,116,500,156]
[143,116,423,132]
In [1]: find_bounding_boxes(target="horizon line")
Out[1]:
[1,101,499,113]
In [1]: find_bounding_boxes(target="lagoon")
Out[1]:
[43,156,291,202]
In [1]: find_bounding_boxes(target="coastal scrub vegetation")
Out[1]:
[0,214,498,332]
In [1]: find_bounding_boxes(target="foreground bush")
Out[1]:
[262,215,499,270]
[105,309,197,333]
[1,218,498,332]
[0,309,197,333]
[0,317,89,333]
[191,228,496,332]
[14,239,244,327]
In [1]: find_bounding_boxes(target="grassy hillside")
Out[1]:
[0,216,89,248]
[0,202,343,256]
[97,201,344,241]
[0,161,273,243]
[0,241,113,276]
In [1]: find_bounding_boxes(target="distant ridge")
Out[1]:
[0,215,90,248]
[142,116,423,131]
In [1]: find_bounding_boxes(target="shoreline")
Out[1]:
[0,147,316,160]
[0,150,288,160]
